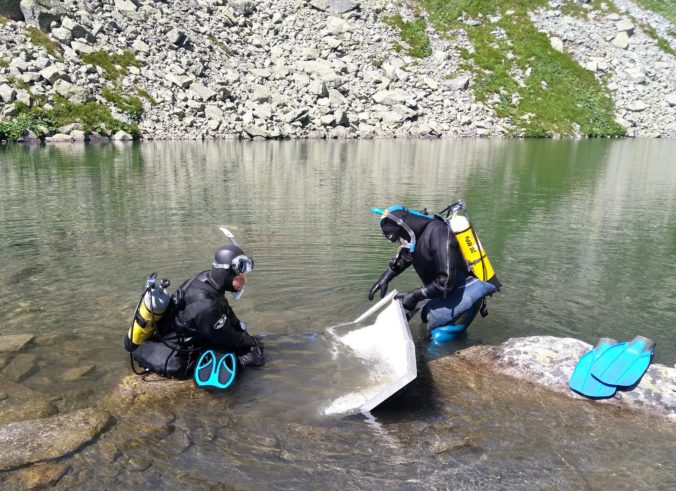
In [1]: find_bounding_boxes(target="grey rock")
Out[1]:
[167,73,194,88]
[39,64,69,84]
[230,0,255,16]
[611,32,630,50]
[626,100,647,112]
[166,28,187,46]
[326,16,353,34]
[111,130,133,140]
[189,82,216,101]
[253,84,271,103]
[334,109,349,126]
[449,75,471,91]
[0,84,17,103]
[550,36,564,52]
[666,93,676,107]
[0,335,34,353]
[615,19,634,35]
[132,39,150,53]
[70,40,94,54]
[61,16,92,41]
[16,130,41,143]
[1,353,37,382]
[50,27,72,44]
[310,0,358,14]
[45,133,73,142]
[244,124,268,138]
[372,88,411,106]
[0,408,112,471]
[15,89,30,105]
[20,0,67,31]
[114,0,138,12]
[449,336,676,421]
[53,79,90,103]
[625,67,645,84]
[69,130,86,142]
[204,104,223,120]
[283,107,309,124]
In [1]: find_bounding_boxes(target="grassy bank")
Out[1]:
[0,97,139,142]
[420,0,625,137]
[635,0,676,26]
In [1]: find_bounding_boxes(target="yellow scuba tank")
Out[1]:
[443,200,501,290]
[127,274,171,350]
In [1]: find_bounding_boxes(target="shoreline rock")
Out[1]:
[447,336,675,422]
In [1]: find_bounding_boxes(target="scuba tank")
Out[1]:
[440,200,502,291]
[127,273,171,351]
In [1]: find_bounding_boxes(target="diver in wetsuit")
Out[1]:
[368,206,497,341]
[127,243,264,378]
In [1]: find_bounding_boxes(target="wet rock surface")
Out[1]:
[448,335,676,421]
[0,407,112,471]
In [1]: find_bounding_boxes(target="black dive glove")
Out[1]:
[238,341,264,368]
[368,268,397,301]
[395,288,428,312]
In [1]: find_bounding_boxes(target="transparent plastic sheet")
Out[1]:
[322,291,417,416]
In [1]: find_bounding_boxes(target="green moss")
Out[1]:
[0,96,138,142]
[382,14,432,58]
[101,87,143,122]
[421,0,624,137]
[0,58,10,68]
[25,27,60,56]
[80,50,142,80]
[635,0,676,25]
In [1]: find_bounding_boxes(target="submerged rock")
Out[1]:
[0,334,34,352]
[0,408,112,471]
[449,336,675,422]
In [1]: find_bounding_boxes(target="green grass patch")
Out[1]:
[0,15,10,25]
[0,58,9,68]
[25,27,60,56]
[635,0,676,25]
[640,23,676,55]
[135,87,158,105]
[0,96,138,142]
[80,50,141,80]
[421,0,624,137]
[101,87,143,121]
[382,14,432,58]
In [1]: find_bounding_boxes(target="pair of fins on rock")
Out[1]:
[569,336,655,399]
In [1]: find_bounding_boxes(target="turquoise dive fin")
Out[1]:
[569,338,618,399]
[590,336,655,388]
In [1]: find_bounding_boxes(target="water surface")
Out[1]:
[1,139,675,488]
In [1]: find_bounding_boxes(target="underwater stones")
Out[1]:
[0,334,34,352]
[2,462,70,489]
[98,373,197,414]
[0,400,57,426]
[1,353,38,382]
[0,408,111,471]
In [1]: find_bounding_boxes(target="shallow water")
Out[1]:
[1,139,675,488]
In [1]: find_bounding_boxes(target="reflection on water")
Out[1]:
[1,139,675,487]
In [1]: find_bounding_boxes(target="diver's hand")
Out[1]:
[395,290,423,312]
[368,268,396,301]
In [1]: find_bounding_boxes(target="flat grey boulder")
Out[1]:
[448,336,675,422]
[19,0,66,31]
[310,0,359,14]
[0,408,111,471]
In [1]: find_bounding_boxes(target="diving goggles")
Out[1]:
[212,255,254,275]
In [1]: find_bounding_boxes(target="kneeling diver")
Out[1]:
[124,228,264,379]
[368,203,501,342]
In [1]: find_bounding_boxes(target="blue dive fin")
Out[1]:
[590,335,655,388]
[194,350,237,390]
[569,338,618,399]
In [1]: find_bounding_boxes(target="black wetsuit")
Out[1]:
[132,271,258,378]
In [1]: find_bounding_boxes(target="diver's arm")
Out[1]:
[195,305,256,353]
[368,247,412,300]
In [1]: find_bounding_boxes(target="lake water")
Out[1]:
[1,139,675,488]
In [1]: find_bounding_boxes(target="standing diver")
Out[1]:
[368,204,500,342]
[125,227,264,379]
